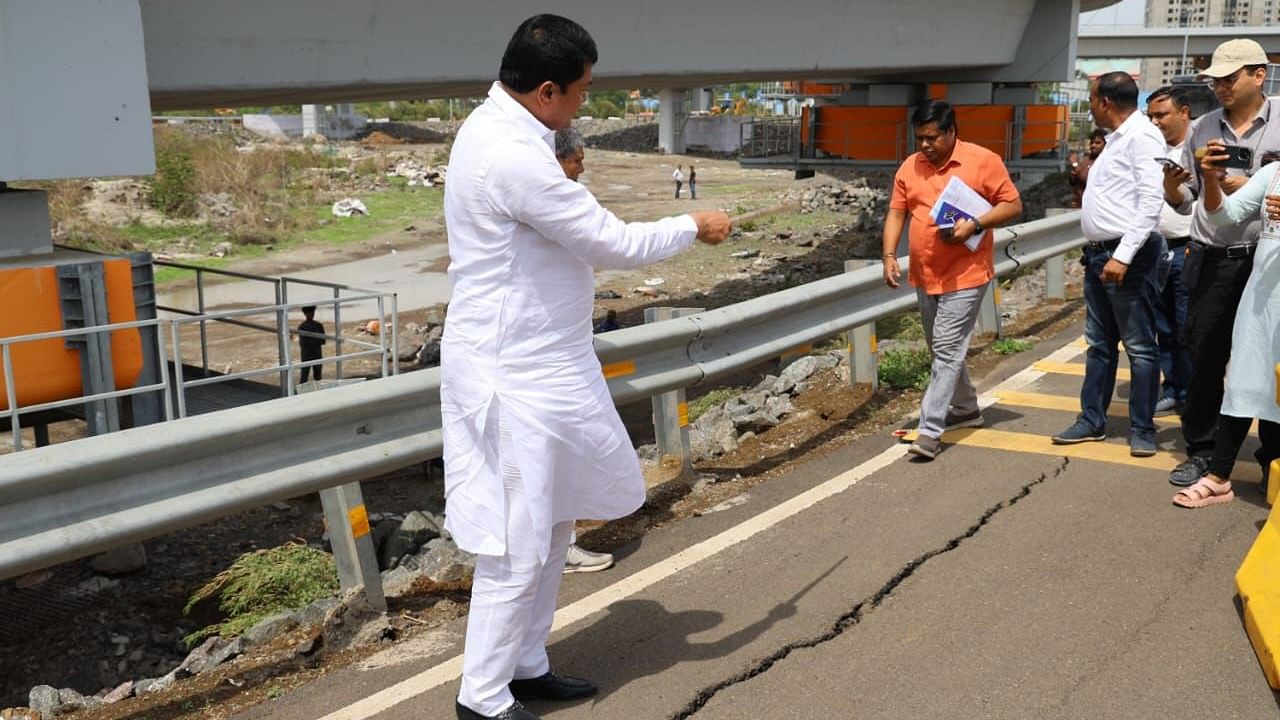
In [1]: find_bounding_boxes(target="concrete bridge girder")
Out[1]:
[1077,26,1280,59]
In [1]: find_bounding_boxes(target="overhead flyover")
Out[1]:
[135,0,1101,109]
[1078,25,1280,59]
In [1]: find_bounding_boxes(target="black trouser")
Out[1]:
[300,354,323,383]
[1208,415,1280,481]
[1181,246,1255,457]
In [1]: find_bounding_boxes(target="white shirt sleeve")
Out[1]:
[1113,130,1167,264]
[1207,162,1279,227]
[485,141,698,270]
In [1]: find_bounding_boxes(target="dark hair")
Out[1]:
[1088,127,1107,141]
[499,14,598,93]
[1148,85,1190,111]
[302,305,316,316]
[1095,71,1139,110]
[910,100,957,133]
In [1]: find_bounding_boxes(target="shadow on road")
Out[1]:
[536,558,848,709]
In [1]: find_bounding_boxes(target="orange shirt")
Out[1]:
[890,140,1020,294]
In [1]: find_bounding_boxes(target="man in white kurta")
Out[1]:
[442,15,729,720]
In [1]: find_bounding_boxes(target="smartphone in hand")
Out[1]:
[1154,157,1184,172]
[1222,145,1254,169]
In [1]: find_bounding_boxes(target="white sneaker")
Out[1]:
[563,544,614,574]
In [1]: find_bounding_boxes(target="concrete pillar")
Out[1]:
[658,88,689,154]
[692,87,714,113]
[302,104,322,137]
[0,189,53,259]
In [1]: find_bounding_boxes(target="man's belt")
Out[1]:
[1085,238,1120,251]
[1165,236,1191,249]
[1195,241,1257,259]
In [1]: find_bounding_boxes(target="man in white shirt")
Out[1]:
[443,15,730,720]
[1051,71,1168,457]
[673,165,684,198]
[1146,86,1195,417]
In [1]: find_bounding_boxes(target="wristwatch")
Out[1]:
[972,218,984,234]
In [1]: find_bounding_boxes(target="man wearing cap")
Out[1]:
[1163,38,1280,487]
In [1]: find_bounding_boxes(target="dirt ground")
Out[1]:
[0,136,1087,716]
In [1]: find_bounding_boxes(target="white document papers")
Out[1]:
[929,176,992,252]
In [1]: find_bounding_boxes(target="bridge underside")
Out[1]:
[139,0,1079,110]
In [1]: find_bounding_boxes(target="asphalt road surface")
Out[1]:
[239,327,1278,720]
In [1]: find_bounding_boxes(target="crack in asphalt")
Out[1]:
[669,457,1071,719]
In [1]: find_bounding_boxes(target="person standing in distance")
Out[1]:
[442,15,730,720]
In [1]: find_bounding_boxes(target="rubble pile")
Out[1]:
[581,122,660,153]
[387,159,447,188]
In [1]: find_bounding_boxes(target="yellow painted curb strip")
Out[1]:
[897,427,1263,481]
[1033,360,1131,381]
[1237,500,1280,689]
[1270,459,1279,508]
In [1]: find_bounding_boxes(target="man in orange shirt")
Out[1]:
[882,100,1023,460]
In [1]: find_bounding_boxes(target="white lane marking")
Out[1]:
[317,336,1084,720]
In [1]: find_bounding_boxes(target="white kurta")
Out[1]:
[441,82,698,562]
[1206,162,1280,424]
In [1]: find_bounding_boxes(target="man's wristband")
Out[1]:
[882,253,896,259]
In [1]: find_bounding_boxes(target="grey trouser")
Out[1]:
[917,285,987,439]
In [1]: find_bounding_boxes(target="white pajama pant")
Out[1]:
[458,418,574,716]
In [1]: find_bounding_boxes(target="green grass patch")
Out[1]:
[878,347,932,390]
[183,542,338,647]
[688,387,743,423]
[152,257,238,284]
[293,187,443,246]
[876,313,925,341]
[991,338,1035,355]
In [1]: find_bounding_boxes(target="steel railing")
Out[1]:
[0,293,395,451]
[0,211,1086,580]
[155,261,399,383]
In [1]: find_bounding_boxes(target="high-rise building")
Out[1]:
[1140,0,1280,89]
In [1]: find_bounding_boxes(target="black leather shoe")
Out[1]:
[509,671,598,701]
[455,700,540,720]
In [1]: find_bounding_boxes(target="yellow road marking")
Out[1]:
[903,427,1263,481]
[1033,360,1131,381]
[994,390,1180,427]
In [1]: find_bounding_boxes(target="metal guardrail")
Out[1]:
[0,211,1086,580]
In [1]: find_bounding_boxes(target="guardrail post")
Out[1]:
[319,483,387,613]
[276,281,290,395]
[975,279,1003,338]
[1043,208,1071,300]
[644,307,702,474]
[844,260,879,390]
[333,287,344,380]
